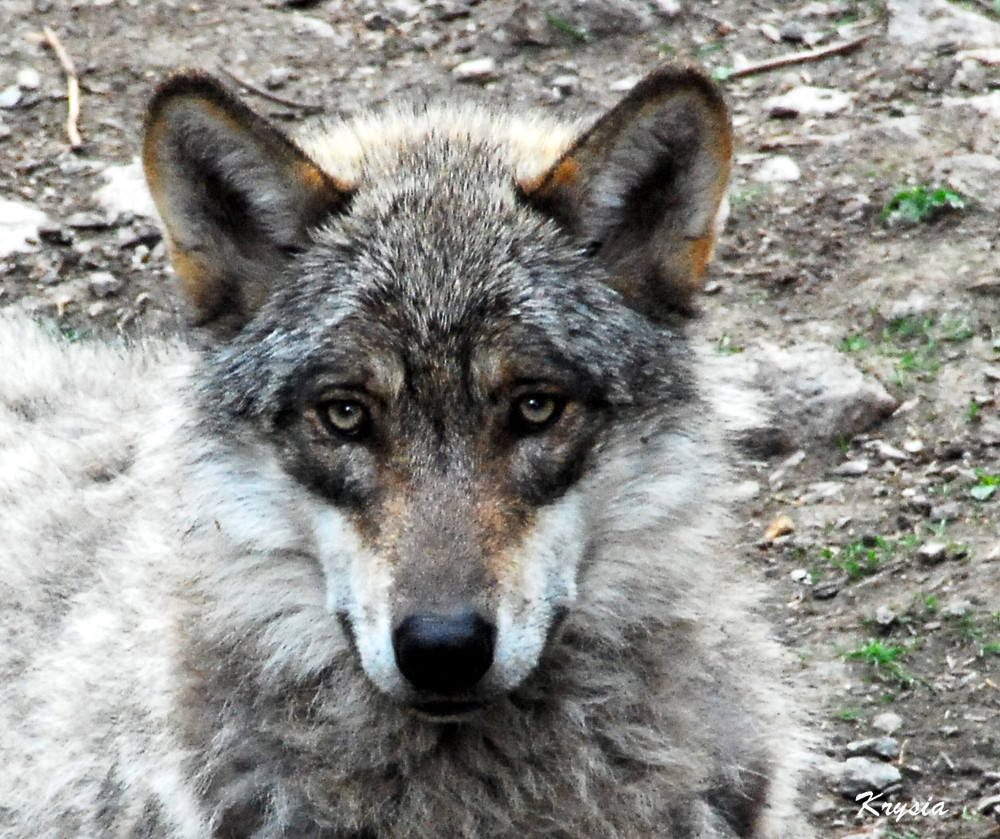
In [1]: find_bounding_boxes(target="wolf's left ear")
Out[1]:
[143,70,351,331]
[522,67,732,319]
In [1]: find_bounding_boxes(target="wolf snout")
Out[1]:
[392,611,496,695]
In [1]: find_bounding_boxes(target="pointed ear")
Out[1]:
[522,66,732,319]
[143,70,351,330]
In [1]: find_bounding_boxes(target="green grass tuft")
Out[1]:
[879,185,965,227]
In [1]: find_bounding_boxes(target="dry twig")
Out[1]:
[727,34,870,80]
[42,26,83,150]
[217,66,324,114]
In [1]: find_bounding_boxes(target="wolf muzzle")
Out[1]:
[392,611,496,696]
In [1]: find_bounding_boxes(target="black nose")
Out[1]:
[392,611,496,694]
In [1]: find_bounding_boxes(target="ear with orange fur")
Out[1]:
[523,67,732,319]
[143,70,351,332]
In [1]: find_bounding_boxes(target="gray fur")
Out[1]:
[0,68,809,838]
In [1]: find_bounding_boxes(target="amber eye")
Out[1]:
[317,399,369,438]
[512,394,566,434]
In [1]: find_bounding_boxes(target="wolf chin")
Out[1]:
[0,67,808,838]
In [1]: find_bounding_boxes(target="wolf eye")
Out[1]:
[317,399,369,438]
[512,394,566,433]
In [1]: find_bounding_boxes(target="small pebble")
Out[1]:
[834,459,869,477]
[264,67,294,90]
[766,86,852,118]
[780,21,807,42]
[88,271,123,299]
[452,57,498,83]
[917,542,948,565]
[846,736,900,760]
[653,0,682,17]
[942,599,972,618]
[760,23,781,43]
[812,578,844,600]
[550,74,580,95]
[363,12,395,31]
[875,606,897,626]
[610,76,641,93]
[808,797,837,816]
[872,712,903,734]
[16,68,41,90]
[752,155,801,183]
[0,85,22,109]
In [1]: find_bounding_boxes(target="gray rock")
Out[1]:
[808,796,838,816]
[88,272,123,299]
[929,501,962,521]
[432,2,472,22]
[780,21,807,42]
[16,68,41,90]
[847,737,901,760]
[95,160,157,219]
[934,153,1000,211]
[944,90,1000,118]
[872,711,903,734]
[812,577,845,600]
[888,0,1000,50]
[942,599,973,618]
[363,12,396,31]
[760,22,781,43]
[385,0,422,20]
[293,14,338,39]
[0,85,22,109]
[833,756,902,798]
[752,155,801,183]
[721,342,897,448]
[653,0,682,18]
[766,86,852,118]
[864,440,909,462]
[263,67,294,90]
[875,606,898,627]
[917,541,948,565]
[550,74,580,95]
[502,3,554,46]
[552,0,654,36]
[834,459,869,477]
[66,212,115,231]
[0,197,48,257]
[610,75,641,93]
[453,57,498,83]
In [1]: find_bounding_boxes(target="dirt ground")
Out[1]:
[2,1,1000,836]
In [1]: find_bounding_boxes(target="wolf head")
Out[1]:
[143,68,731,719]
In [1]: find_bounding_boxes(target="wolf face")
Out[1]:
[143,69,731,720]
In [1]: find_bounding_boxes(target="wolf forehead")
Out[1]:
[213,122,688,414]
[286,126,625,343]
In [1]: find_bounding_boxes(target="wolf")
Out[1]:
[0,66,807,838]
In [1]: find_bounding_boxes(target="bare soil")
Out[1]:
[2,1,999,836]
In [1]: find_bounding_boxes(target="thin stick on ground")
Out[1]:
[727,34,870,80]
[217,66,324,114]
[43,26,83,150]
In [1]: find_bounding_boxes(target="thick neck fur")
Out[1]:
[175,412,772,839]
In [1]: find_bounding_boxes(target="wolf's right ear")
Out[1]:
[143,71,351,331]
[521,67,732,320]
